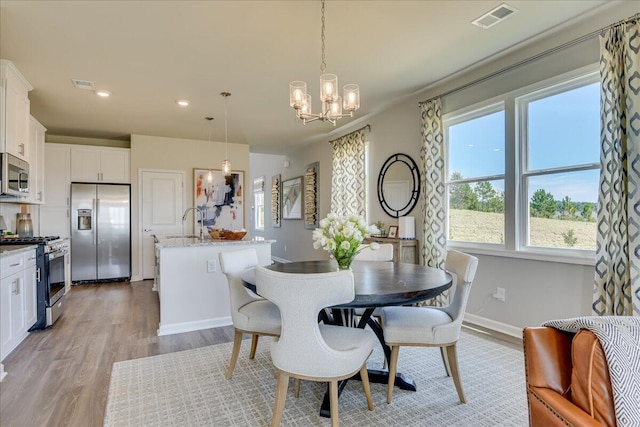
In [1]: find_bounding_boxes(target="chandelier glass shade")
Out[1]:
[289,0,360,125]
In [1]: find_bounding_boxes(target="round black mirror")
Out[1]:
[377,153,420,218]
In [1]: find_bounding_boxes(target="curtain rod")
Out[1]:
[419,12,640,106]
[328,124,371,144]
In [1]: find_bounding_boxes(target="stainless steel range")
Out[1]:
[0,236,70,329]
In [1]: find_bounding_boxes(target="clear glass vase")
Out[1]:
[336,255,354,271]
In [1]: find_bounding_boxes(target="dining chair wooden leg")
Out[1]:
[294,378,301,398]
[440,346,451,377]
[330,380,339,427]
[360,365,374,411]
[225,329,243,379]
[271,371,289,427]
[249,334,259,359]
[446,343,466,403]
[387,345,400,404]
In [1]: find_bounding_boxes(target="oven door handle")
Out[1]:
[48,250,66,261]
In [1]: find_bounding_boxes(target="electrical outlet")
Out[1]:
[207,259,217,273]
[493,287,506,301]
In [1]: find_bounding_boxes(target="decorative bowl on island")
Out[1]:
[208,229,247,240]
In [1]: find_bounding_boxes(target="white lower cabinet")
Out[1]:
[0,249,37,361]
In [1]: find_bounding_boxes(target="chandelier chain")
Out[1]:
[320,0,326,74]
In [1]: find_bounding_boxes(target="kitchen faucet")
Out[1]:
[182,207,204,239]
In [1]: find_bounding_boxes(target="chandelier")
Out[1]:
[221,92,231,175]
[289,0,360,125]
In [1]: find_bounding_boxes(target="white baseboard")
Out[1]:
[0,363,6,382]
[271,256,291,263]
[464,313,523,339]
[130,275,143,282]
[157,316,232,336]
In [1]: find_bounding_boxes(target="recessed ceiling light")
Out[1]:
[96,90,111,97]
[176,99,190,107]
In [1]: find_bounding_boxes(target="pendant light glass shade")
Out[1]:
[222,159,231,175]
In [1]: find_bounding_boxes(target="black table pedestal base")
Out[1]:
[319,370,416,418]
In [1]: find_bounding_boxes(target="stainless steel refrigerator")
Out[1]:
[70,183,131,282]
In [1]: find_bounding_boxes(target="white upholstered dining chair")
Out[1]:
[255,265,376,427]
[381,249,478,404]
[353,243,394,321]
[219,248,280,379]
[354,243,394,261]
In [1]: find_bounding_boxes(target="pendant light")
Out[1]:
[221,92,231,175]
[205,116,214,182]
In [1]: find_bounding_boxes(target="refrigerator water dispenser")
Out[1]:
[77,209,92,230]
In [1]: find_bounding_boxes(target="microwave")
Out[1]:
[0,153,30,197]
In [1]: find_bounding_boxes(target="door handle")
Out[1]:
[144,228,153,232]
[93,198,98,245]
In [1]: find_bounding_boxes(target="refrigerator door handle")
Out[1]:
[93,198,98,245]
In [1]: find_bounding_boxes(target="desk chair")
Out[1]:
[219,248,280,379]
[381,249,478,404]
[256,266,375,427]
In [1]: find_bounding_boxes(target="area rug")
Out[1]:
[104,330,528,426]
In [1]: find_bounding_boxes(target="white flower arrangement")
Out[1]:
[312,213,380,269]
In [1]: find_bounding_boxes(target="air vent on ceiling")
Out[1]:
[472,3,517,29]
[71,79,95,90]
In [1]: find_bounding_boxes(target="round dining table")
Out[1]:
[241,259,453,417]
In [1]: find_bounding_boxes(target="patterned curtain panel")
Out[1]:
[330,129,367,218]
[593,18,640,317]
[419,98,447,306]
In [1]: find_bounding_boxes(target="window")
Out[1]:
[253,176,265,231]
[446,104,505,245]
[443,67,600,260]
[519,78,599,251]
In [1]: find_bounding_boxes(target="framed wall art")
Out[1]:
[271,174,281,227]
[282,176,303,220]
[304,162,319,230]
[194,169,244,231]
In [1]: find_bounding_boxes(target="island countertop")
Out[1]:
[154,235,275,249]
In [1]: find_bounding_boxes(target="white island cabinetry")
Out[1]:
[154,236,274,336]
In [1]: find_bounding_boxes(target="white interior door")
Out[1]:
[141,170,184,279]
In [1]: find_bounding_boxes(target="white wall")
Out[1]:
[130,134,249,280]
[249,2,637,333]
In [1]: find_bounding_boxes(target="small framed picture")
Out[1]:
[388,225,398,238]
[282,176,303,219]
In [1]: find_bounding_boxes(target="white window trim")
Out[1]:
[443,63,599,266]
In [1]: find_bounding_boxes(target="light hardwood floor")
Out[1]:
[0,280,235,427]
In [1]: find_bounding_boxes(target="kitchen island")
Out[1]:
[154,235,275,336]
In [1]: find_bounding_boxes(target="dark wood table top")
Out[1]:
[241,260,453,308]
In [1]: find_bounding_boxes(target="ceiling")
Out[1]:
[0,1,616,154]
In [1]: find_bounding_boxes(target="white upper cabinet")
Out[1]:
[23,116,46,204]
[70,146,130,183]
[44,144,71,207]
[0,60,33,161]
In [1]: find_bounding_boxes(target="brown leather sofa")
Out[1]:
[523,327,616,426]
